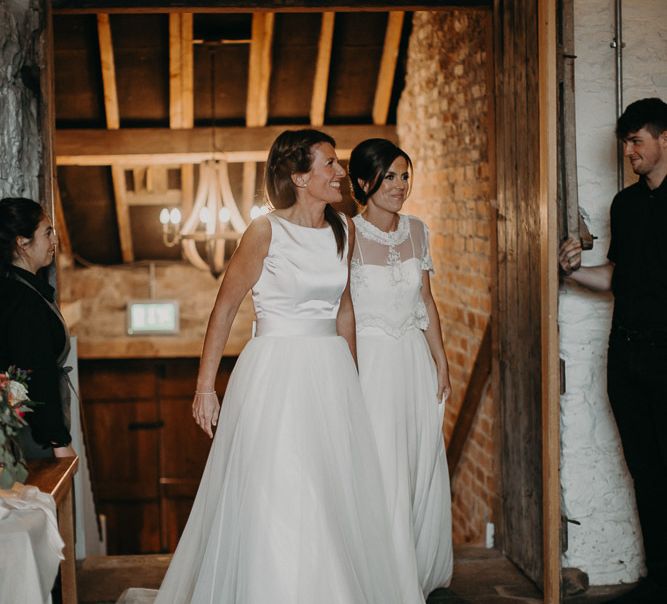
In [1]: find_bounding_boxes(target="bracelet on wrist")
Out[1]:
[195,390,217,395]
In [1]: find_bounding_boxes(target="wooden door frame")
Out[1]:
[539,0,560,601]
[44,0,562,598]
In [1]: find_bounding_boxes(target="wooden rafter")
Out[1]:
[246,12,274,128]
[372,11,404,126]
[97,13,134,262]
[56,125,398,165]
[97,14,120,129]
[243,13,274,217]
[169,13,194,215]
[310,12,335,127]
[169,13,194,128]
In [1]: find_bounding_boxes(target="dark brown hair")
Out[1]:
[0,197,45,272]
[616,97,667,139]
[265,129,346,257]
[348,138,413,206]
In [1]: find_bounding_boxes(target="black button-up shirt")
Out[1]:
[608,174,667,331]
[0,265,71,447]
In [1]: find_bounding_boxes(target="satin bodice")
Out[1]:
[252,213,349,322]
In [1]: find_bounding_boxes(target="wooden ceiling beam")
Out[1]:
[97,14,120,129]
[372,11,404,126]
[310,12,335,127]
[246,12,274,128]
[56,125,398,165]
[97,13,134,262]
[53,2,490,15]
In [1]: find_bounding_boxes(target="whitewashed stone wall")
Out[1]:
[560,0,666,585]
[0,0,45,201]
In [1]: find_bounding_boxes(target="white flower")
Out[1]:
[7,381,29,405]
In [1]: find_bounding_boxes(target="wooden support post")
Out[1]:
[557,0,580,246]
[372,11,404,126]
[242,161,257,221]
[539,0,561,600]
[310,12,335,127]
[111,167,134,262]
[54,183,73,267]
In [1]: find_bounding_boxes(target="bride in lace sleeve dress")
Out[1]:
[348,138,454,603]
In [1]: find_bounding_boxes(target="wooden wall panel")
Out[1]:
[494,0,544,586]
[80,358,235,554]
[99,501,162,554]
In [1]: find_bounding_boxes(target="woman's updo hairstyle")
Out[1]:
[0,197,45,273]
[265,129,346,257]
[348,138,413,206]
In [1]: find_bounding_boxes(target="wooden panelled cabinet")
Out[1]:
[79,358,235,554]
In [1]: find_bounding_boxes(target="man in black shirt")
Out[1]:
[560,98,667,603]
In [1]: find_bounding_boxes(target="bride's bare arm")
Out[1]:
[194,217,271,437]
[336,217,357,365]
[421,272,452,402]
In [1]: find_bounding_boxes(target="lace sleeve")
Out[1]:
[420,221,434,274]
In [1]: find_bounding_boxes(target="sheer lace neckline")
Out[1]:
[354,214,409,246]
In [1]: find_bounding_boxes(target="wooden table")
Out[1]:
[26,457,79,604]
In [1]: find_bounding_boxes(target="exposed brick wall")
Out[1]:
[397,10,497,545]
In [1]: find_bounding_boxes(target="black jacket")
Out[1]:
[0,265,71,447]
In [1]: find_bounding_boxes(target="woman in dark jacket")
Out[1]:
[0,197,74,459]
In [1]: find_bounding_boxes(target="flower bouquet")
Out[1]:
[0,367,37,488]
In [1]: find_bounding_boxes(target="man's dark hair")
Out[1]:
[616,97,667,139]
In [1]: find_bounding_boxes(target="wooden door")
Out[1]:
[158,358,235,551]
[79,358,235,554]
[493,0,560,599]
[80,360,162,553]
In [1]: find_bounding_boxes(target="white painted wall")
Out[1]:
[559,0,666,585]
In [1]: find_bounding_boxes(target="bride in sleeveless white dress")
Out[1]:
[122,131,407,604]
[348,139,454,602]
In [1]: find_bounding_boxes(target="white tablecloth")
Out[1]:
[0,484,65,604]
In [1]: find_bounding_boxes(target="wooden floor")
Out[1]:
[78,546,633,604]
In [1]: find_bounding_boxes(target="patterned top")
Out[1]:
[351,214,433,338]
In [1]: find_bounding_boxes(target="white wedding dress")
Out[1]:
[127,212,406,604]
[351,213,454,601]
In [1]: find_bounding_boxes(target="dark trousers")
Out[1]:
[608,332,667,587]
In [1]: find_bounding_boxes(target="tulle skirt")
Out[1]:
[357,327,453,600]
[151,330,405,604]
